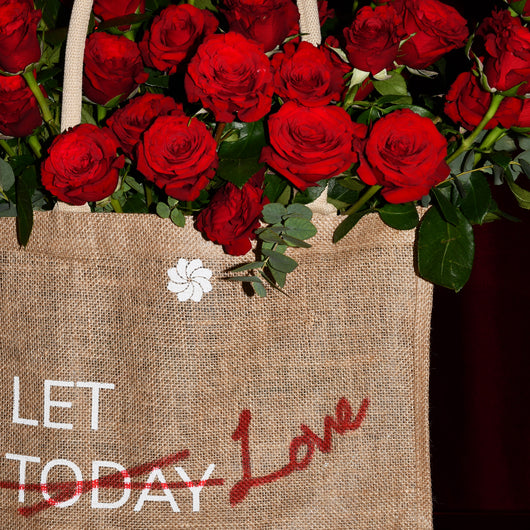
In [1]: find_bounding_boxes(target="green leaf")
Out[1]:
[508,0,528,16]
[372,71,408,96]
[218,121,266,159]
[170,207,186,227]
[124,175,144,194]
[0,158,15,197]
[263,172,289,202]
[267,266,287,288]
[378,203,419,230]
[417,207,474,292]
[505,171,530,209]
[456,172,492,224]
[229,261,264,273]
[262,249,298,273]
[122,194,149,213]
[262,203,286,224]
[156,202,170,218]
[380,104,433,118]
[293,182,326,204]
[281,234,312,248]
[251,279,267,297]
[432,187,459,226]
[226,276,263,283]
[257,228,286,244]
[327,178,362,209]
[217,157,263,188]
[16,169,34,247]
[493,135,516,152]
[284,217,317,240]
[333,210,370,243]
[285,203,313,220]
[146,71,169,89]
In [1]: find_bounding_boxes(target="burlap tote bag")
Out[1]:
[0,1,433,528]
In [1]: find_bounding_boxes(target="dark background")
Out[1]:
[325,1,530,527]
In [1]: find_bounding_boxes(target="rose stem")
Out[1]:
[22,70,58,135]
[110,197,123,213]
[446,94,505,164]
[0,140,16,158]
[144,182,153,208]
[473,126,506,166]
[27,135,42,158]
[214,122,227,144]
[344,184,382,216]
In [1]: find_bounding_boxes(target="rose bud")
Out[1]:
[260,101,367,190]
[344,5,403,75]
[219,0,299,52]
[137,115,218,202]
[0,0,41,74]
[271,41,345,107]
[106,93,184,159]
[41,124,125,205]
[83,32,148,106]
[185,32,273,123]
[0,73,43,137]
[358,109,450,204]
[140,3,218,74]
[196,170,267,256]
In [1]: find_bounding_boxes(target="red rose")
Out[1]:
[195,171,266,256]
[477,10,530,93]
[219,0,298,52]
[444,71,523,131]
[107,93,183,158]
[93,0,145,20]
[83,32,148,106]
[358,109,450,203]
[137,115,218,201]
[0,73,43,137]
[41,124,124,206]
[397,0,468,69]
[185,32,273,123]
[271,41,344,107]
[344,5,403,75]
[139,4,218,74]
[0,1,41,73]
[260,102,367,190]
[513,99,530,128]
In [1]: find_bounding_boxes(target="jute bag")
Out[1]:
[0,1,433,528]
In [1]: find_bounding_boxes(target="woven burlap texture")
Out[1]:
[0,212,432,529]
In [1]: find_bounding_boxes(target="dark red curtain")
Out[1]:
[430,191,530,525]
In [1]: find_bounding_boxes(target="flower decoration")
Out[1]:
[167,259,213,302]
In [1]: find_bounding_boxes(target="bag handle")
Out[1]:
[58,0,334,214]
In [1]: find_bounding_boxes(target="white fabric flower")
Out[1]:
[167,258,213,302]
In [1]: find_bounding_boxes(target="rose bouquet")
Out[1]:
[1,0,530,295]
